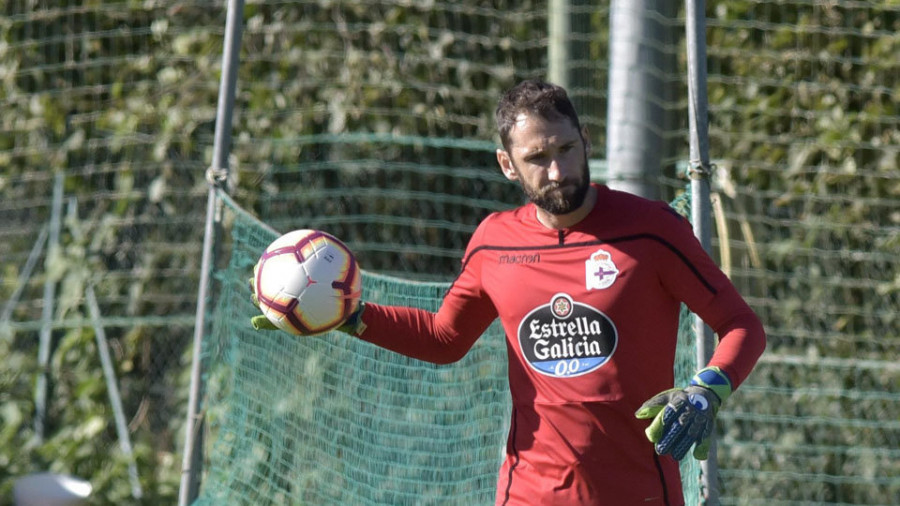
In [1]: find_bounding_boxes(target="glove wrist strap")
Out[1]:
[690,366,733,404]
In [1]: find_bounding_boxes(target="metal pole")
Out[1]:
[606,0,676,199]
[1,225,48,325]
[85,285,143,500]
[548,0,571,89]
[178,0,244,504]
[35,172,64,442]
[685,0,718,503]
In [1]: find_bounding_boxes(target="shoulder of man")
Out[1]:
[602,185,688,222]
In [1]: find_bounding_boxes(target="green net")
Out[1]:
[194,190,700,505]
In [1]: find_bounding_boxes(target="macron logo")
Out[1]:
[499,253,541,265]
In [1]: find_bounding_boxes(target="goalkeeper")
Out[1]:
[255,80,766,505]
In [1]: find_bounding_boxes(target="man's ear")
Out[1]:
[496,149,518,181]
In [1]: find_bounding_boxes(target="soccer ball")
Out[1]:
[252,229,362,336]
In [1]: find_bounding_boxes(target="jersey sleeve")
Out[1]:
[655,206,766,388]
[354,220,499,364]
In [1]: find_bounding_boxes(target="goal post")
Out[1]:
[179,0,246,504]
[685,0,719,501]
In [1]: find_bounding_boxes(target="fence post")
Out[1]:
[34,172,64,442]
[178,0,245,504]
[85,284,143,500]
[685,0,719,503]
[548,0,570,89]
[606,0,677,199]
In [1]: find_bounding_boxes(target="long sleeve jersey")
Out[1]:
[355,184,766,505]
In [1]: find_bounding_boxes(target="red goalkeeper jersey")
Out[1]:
[357,184,766,505]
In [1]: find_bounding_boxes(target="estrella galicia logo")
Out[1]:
[517,293,617,378]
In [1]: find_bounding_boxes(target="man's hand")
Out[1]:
[635,367,732,461]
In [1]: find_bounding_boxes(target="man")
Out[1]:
[260,79,766,505]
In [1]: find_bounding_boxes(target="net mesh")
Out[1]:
[194,191,700,505]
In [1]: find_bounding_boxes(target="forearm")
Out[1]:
[356,301,493,364]
[705,300,766,389]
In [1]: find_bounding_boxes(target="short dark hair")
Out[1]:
[495,79,581,150]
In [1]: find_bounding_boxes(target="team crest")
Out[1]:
[585,248,618,290]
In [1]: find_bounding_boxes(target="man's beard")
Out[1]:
[518,155,591,215]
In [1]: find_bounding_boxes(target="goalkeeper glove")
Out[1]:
[634,366,732,461]
[250,314,279,331]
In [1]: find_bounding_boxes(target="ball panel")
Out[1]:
[263,229,315,251]
[292,290,343,329]
[258,255,310,303]
[282,310,315,336]
[258,304,298,335]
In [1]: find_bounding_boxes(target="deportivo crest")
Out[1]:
[586,248,619,290]
[517,293,617,378]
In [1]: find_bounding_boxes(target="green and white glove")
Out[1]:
[635,366,732,461]
[250,314,279,331]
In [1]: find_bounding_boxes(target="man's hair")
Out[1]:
[495,79,581,151]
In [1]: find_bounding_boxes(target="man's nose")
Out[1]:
[547,157,572,183]
[547,158,566,182]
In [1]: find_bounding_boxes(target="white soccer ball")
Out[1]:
[253,229,362,336]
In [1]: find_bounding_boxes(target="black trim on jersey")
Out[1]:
[652,451,673,506]
[459,233,719,295]
[501,408,520,506]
